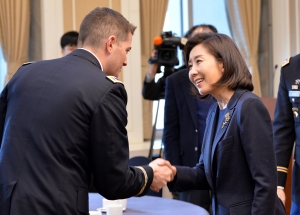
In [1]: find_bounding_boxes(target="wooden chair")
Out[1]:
[260,97,292,214]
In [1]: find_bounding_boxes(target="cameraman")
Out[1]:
[143,24,218,213]
[142,24,217,100]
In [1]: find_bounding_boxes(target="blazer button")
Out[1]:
[195,129,198,133]
[195,147,198,151]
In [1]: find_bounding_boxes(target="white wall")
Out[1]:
[40,0,64,60]
[121,0,148,150]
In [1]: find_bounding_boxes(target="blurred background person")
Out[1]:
[60,30,79,56]
[273,53,300,214]
[162,24,217,213]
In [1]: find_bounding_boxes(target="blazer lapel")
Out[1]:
[211,108,235,165]
[202,105,217,191]
[210,88,248,169]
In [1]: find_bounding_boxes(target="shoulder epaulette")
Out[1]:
[281,57,290,67]
[106,76,123,85]
[22,61,35,66]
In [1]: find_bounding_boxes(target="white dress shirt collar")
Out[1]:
[78,48,103,71]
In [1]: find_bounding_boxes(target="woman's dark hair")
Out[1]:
[185,32,253,97]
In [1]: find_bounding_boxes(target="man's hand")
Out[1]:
[148,158,176,192]
[147,50,159,79]
[277,188,286,205]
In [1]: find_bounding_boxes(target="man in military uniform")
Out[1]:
[273,54,300,214]
[0,7,173,215]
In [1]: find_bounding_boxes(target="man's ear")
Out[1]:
[106,35,116,54]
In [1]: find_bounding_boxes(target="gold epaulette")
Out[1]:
[22,61,34,66]
[282,57,290,67]
[106,76,123,85]
[277,166,288,174]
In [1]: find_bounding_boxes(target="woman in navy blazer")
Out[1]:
[167,33,285,215]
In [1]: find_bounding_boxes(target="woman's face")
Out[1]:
[188,44,224,96]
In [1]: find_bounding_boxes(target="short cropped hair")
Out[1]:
[184,24,218,39]
[185,32,253,94]
[78,7,136,48]
[60,31,79,49]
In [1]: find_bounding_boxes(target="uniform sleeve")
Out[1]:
[90,83,153,199]
[239,96,277,215]
[273,67,296,187]
[162,77,181,165]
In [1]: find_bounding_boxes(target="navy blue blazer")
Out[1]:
[273,53,300,206]
[0,49,153,215]
[163,68,214,167]
[168,89,285,215]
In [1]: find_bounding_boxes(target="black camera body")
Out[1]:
[149,31,187,99]
[154,31,185,67]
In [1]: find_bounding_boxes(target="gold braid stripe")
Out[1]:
[135,166,148,196]
[277,169,288,173]
[277,166,288,170]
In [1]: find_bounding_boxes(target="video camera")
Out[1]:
[152,31,187,68]
[147,31,187,99]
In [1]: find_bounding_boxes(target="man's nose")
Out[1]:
[123,59,127,66]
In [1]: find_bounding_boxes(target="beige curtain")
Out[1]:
[140,0,168,140]
[226,0,262,96]
[0,0,30,84]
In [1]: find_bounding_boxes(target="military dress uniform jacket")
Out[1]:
[0,49,153,215]
[168,89,285,215]
[273,53,300,206]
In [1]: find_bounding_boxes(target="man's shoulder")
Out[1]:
[282,53,300,68]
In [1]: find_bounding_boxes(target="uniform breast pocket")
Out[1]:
[290,97,300,123]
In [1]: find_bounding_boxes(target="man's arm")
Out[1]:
[142,51,164,100]
[273,66,296,198]
[90,83,173,199]
[273,66,296,204]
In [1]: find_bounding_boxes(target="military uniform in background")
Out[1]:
[273,54,300,214]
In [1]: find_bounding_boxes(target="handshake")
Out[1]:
[148,158,176,192]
